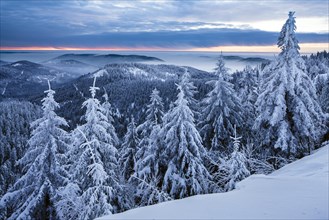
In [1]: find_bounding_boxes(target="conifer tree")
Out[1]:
[253,12,325,157]
[136,88,164,151]
[225,125,250,191]
[134,88,165,206]
[0,82,69,220]
[199,55,243,151]
[119,117,139,181]
[214,53,231,81]
[161,82,210,199]
[69,77,120,219]
[233,66,260,139]
[180,69,199,117]
[101,89,119,147]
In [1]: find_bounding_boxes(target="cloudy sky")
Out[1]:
[0,0,328,52]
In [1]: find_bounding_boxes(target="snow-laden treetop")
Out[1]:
[278,11,300,58]
[90,77,100,98]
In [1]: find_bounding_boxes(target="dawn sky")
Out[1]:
[0,0,328,52]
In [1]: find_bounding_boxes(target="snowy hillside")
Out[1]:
[45,53,164,67]
[0,60,76,99]
[98,144,329,220]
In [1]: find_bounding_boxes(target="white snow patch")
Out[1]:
[163,71,176,78]
[127,67,149,77]
[97,145,329,220]
[12,63,22,67]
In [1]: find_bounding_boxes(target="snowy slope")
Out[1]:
[98,145,329,220]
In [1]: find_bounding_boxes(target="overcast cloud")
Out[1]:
[0,0,328,49]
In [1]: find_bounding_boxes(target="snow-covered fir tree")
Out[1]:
[119,117,139,181]
[161,82,210,199]
[214,53,231,81]
[134,124,171,206]
[232,66,260,138]
[199,55,243,151]
[233,65,259,108]
[101,89,119,147]
[0,82,69,220]
[253,12,325,158]
[134,88,166,206]
[180,69,199,117]
[69,77,120,219]
[225,125,250,191]
[136,88,164,151]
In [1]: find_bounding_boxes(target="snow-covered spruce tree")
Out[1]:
[134,124,171,206]
[69,77,120,219]
[214,53,231,81]
[119,117,139,181]
[233,66,259,105]
[225,126,250,191]
[232,66,260,139]
[180,69,200,118]
[161,82,210,199]
[199,54,243,151]
[253,12,325,158]
[0,82,69,220]
[136,88,164,153]
[134,88,166,206]
[101,89,119,147]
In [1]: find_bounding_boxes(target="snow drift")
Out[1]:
[98,144,329,220]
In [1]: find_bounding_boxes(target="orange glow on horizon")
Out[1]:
[1,43,328,53]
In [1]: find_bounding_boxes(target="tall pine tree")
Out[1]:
[69,77,120,219]
[134,88,166,206]
[136,88,164,153]
[0,82,69,220]
[253,12,325,157]
[119,117,139,182]
[180,69,199,117]
[199,55,243,151]
[101,89,119,147]
[161,80,210,199]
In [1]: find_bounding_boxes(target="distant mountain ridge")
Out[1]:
[0,60,76,99]
[45,53,164,67]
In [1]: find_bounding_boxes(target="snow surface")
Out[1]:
[97,145,329,220]
[127,67,149,77]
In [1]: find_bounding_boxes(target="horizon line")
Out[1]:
[0,43,327,53]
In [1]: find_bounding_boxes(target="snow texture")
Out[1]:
[97,144,329,220]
